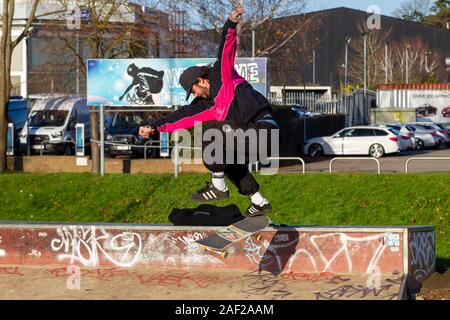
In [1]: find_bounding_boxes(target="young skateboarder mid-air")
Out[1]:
[140,7,279,217]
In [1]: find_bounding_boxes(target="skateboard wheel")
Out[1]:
[255,234,263,242]
[221,251,228,258]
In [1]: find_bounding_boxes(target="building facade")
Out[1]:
[3,1,171,97]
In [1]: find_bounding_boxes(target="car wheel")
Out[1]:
[369,144,385,158]
[415,139,424,150]
[308,144,324,158]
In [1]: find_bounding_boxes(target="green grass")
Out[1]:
[0,172,449,270]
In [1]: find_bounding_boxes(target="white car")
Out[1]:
[304,126,400,158]
[371,124,414,151]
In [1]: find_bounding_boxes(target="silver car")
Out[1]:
[412,122,450,147]
[403,123,443,150]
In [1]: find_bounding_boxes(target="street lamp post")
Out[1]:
[252,24,256,58]
[313,49,316,84]
[385,41,389,84]
[363,32,367,98]
[344,37,351,93]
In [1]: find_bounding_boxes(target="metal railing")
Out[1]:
[405,157,450,173]
[268,92,341,114]
[329,157,381,174]
[256,157,306,174]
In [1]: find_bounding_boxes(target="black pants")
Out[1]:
[201,120,278,196]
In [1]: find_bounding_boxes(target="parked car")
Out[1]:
[411,122,450,146]
[387,123,417,149]
[439,122,450,131]
[304,126,400,158]
[19,95,90,155]
[441,107,450,117]
[372,124,414,151]
[402,122,443,150]
[416,104,437,118]
[105,112,160,158]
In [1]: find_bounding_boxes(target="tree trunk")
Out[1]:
[0,0,14,172]
[0,97,7,172]
[0,46,7,171]
[90,107,100,173]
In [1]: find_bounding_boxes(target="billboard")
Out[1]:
[411,90,450,123]
[87,58,267,107]
[377,84,450,123]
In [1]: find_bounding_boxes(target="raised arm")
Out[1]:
[216,8,244,63]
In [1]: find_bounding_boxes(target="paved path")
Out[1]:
[0,265,404,300]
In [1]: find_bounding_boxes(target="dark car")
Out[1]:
[441,106,450,118]
[105,112,160,158]
[416,104,437,117]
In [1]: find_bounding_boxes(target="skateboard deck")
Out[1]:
[196,215,270,257]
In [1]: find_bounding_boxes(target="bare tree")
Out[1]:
[347,20,393,89]
[170,0,324,85]
[346,20,442,89]
[29,0,165,94]
[0,0,67,172]
[393,0,433,22]
[178,0,316,57]
[391,38,441,84]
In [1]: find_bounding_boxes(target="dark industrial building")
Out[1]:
[295,7,450,89]
[190,7,450,90]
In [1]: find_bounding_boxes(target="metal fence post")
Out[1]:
[173,105,179,178]
[99,104,105,176]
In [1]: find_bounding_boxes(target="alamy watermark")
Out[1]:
[367,5,381,30]
[169,123,280,175]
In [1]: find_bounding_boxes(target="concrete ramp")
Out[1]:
[0,223,436,300]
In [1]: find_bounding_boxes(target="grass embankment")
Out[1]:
[0,172,448,270]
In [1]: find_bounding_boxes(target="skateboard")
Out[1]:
[195,215,270,258]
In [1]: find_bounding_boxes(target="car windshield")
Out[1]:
[416,124,435,130]
[387,125,401,131]
[388,128,399,135]
[111,112,146,128]
[29,110,68,127]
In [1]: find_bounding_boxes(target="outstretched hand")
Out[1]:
[139,126,155,138]
[228,7,244,23]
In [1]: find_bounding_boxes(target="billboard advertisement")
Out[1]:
[87,58,267,107]
[377,84,450,123]
[410,90,450,123]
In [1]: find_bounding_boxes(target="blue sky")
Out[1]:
[310,0,406,17]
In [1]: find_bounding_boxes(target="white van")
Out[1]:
[19,95,90,155]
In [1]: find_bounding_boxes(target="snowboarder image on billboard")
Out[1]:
[119,63,164,105]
